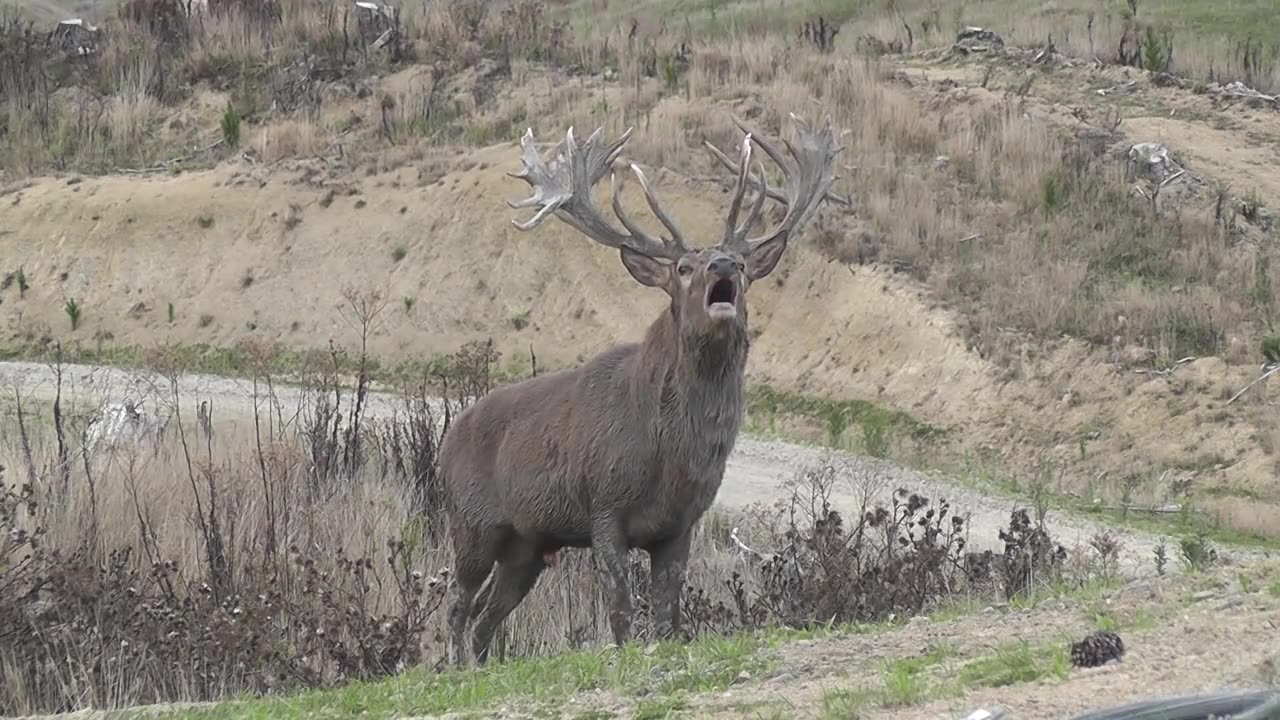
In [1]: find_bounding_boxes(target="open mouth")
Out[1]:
[706,278,737,316]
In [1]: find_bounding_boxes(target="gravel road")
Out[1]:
[0,359,1254,577]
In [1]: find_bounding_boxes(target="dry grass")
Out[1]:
[898,0,1280,93]
[2,0,1278,435]
[449,27,1266,368]
[1,337,1068,715]
[252,117,324,161]
[550,0,1280,92]
[0,343,714,712]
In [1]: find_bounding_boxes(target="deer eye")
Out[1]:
[677,264,693,276]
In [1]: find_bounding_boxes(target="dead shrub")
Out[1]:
[0,337,492,714]
[998,507,1067,598]
[682,462,973,634]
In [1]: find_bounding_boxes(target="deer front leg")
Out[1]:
[649,529,692,641]
[591,516,634,647]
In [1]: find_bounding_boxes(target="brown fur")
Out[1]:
[439,115,841,666]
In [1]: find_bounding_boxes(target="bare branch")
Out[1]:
[1226,363,1280,405]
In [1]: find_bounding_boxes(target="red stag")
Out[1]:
[440,113,842,665]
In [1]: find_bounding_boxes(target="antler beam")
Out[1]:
[508,126,688,261]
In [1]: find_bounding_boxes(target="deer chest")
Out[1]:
[624,441,731,547]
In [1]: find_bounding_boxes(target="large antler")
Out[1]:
[508,125,689,261]
[705,113,847,255]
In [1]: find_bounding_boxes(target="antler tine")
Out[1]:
[703,131,850,208]
[507,125,683,261]
[627,163,689,252]
[702,139,790,206]
[732,160,769,245]
[732,114,791,178]
[583,126,630,184]
[721,134,754,248]
[732,112,843,253]
[610,170,656,245]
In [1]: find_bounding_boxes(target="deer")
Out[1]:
[439,112,842,667]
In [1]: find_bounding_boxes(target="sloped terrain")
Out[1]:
[5,42,1280,539]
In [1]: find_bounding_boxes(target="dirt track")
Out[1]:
[0,358,1257,577]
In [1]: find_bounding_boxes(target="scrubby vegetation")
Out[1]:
[0,326,1116,716]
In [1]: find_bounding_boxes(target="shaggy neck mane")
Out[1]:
[637,307,749,425]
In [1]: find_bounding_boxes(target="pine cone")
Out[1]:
[1070,630,1125,668]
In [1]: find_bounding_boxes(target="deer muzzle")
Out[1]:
[706,276,738,319]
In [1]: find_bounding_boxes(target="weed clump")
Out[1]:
[683,463,973,634]
[221,103,241,149]
[998,507,1068,599]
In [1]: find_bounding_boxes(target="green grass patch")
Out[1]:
[712,699,789,718]
[746,384,946,457]
[1068,492,1279,551]
[745,385,1278,551]
[956,639,1071,689]
[551,0,879,41]
[819,637,1072,715]
[820,686,881,719]
[816,645,961,715]
[634,695,690,720]
[878,645,958,707]
[151,633,771,720]
[552,0,1280,61]
[1089,606,1159,634]
[1008,576,1126,613]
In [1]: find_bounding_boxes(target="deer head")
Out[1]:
[508,114,843,342]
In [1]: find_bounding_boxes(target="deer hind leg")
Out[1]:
[591,517,634,647]
[470,548,546,665]
[447,526,499,669]
[467,547,560,623]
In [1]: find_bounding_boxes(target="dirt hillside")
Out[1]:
[4,48,1280,538]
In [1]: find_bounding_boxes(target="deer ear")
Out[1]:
[619,246,671,288]
[745,235,788,280]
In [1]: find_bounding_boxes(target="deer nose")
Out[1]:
[708,256,736,276]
